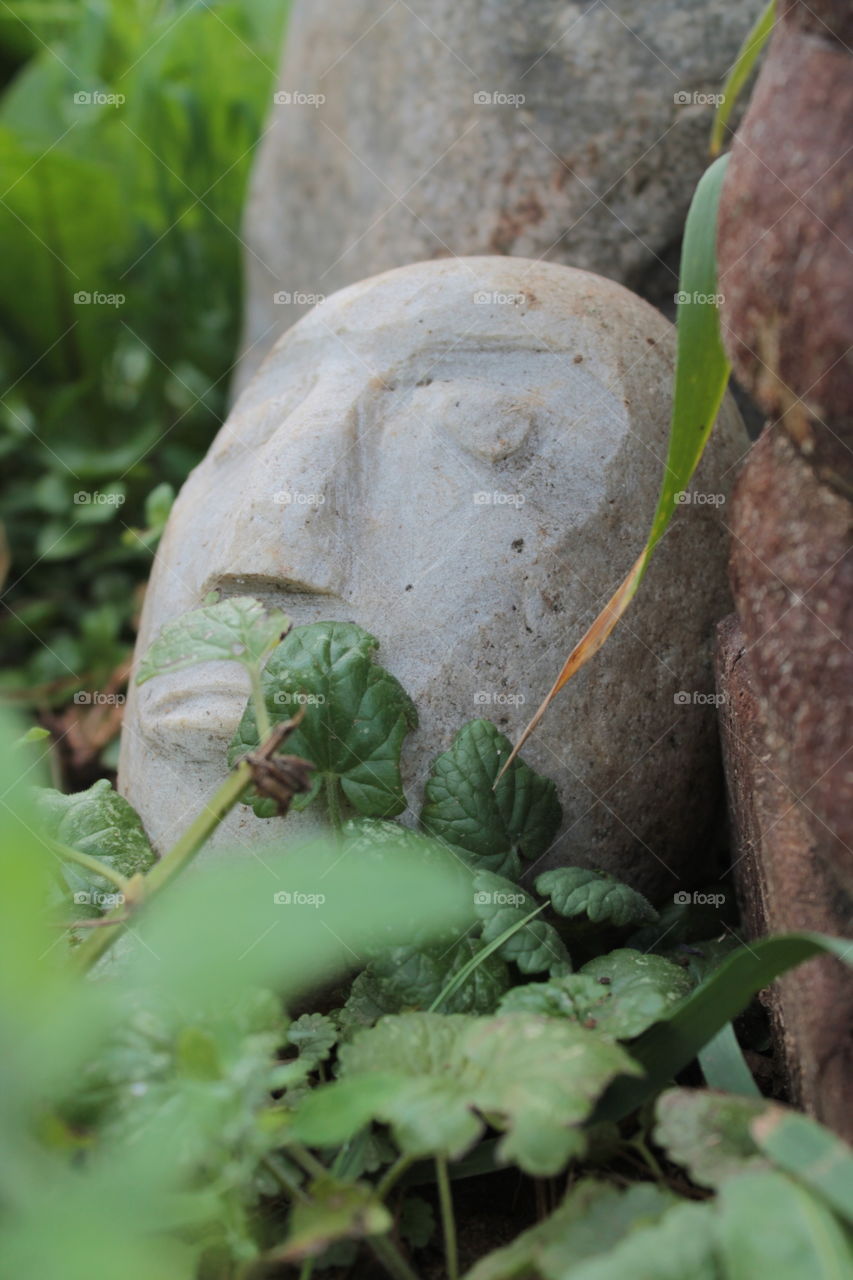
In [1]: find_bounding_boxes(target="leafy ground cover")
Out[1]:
[9,597,850,1279]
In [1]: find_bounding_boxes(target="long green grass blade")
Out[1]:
[698,1022,761,1097]
[594,933,853,1123]
[507,154,732,766]
[428,904,546,1013]
[710,2,776,157]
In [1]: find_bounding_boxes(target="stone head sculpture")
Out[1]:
[119,257,745,897]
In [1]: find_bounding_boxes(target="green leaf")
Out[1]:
[293,1013,639,1176]
[536,868,657,929]
[399,1195,436,1251]
[718,1172,853,1280]
[474,871,572,975]
[136,596,288,683]
[579,950,692,1039]
[275,1177,392,1261]
[751,1108,853,1227]
[421,719,561,878]
[33,779,155,913]
[595,933,853,1124]
[286,1013,338,1067]
[654,1089,770,1189]
[368,939,511,1016]
[229,621,417,819]
[561,1200,721,1280]
[464,1178,676,1280]
[710,1,776,156]
[497,969,683,1041]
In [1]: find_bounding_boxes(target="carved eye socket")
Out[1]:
[409,379,537,463]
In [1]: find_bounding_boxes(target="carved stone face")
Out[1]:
[119,257,745,896]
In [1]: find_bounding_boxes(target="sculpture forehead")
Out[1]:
[270,256,664,367]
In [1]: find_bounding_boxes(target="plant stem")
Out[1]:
[261,1154,309,1203]
[288,1142,331,1182]
[368,1235,421,1280]
[376,1153,416,1202]
[631,1136,666,1183]
[47,838,130,892]
[248,663,272,740]
[73,759,252,972]
[435,1155,458,1280]
[324,774,343,833]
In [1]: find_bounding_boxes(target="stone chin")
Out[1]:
[119,257,747,899]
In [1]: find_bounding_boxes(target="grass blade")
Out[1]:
[505,155,732,771]
[710,1,776,157]
[698,1022,761,1097]
[593,932,853,1123]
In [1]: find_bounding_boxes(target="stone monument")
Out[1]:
[120,257,746,899]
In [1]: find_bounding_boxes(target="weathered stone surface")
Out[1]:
[236,0,754,394]
[717,7,853,492]
[120,257,745,898]
[716,615,853,1140]
[728,427,853,897]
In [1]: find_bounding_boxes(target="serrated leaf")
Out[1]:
[579,950,691,1039]
[536,868,658,929]
[421,719,561,878]
[718,1172,853,1280]
[136,596,288,683]
[496,972,655,1041]
[654,1089,770,1189]
[474,871,571,975]
[293,1013,639,1176]
[229,622,417,819]
[563,1200,721,1280]
[286,1013,338,1067]
[33,779,155,914]
[464,1179,676,1280]
[368,939,510,1016]
[274,1177,392,1261]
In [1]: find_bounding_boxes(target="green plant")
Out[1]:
[0,1,289,706]
[13,596,851,1279]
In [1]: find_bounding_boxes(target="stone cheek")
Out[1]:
[236,0,755,394]
[119,257,746,899]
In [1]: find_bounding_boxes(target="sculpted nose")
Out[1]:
[203,398,358,597]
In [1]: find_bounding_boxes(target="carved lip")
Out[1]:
[137,669,252,741]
